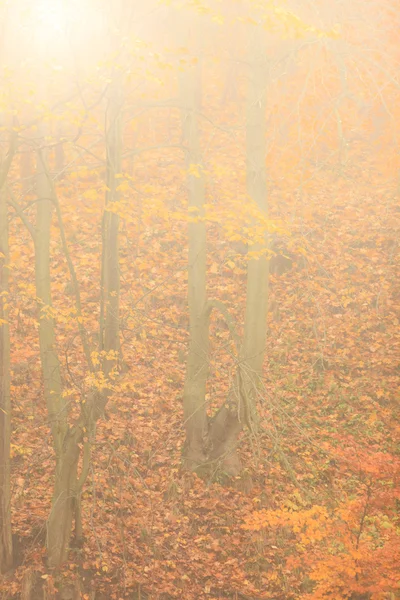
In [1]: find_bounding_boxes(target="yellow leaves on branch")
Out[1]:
[37,301,84,327]
[91,349,119,367]
[237,1,341,40]
[38,303,58,321]
[187,163,204,178]
[168,0,341,40]
[84,370,116,393]
[104,199,131,219]
[264,5,341,39]
[206,196,287,251]
[86,350,120,391]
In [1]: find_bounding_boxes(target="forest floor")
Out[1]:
[1,137,399,600]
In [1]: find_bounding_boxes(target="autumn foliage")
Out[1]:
[0,0,399,598]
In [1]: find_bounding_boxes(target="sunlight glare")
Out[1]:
[36,0,67,36]
[21,0,87,54]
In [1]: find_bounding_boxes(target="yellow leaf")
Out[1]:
[188,163,202,178]
[209,263,218,274]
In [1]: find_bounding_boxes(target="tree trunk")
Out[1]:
[34,76,124,567]
[180,49,210,469]
[21,568,36,600]
[34,133,77,569]
[208,27,269,474]
[0,133,15,573]
[179,25,269,475]
[54,125,65,180]
[241,24,269,423]
[101,76,122,378]
[20,146,34,193]
[46,439,79,568]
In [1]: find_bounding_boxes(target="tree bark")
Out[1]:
[102,77,122,377]
[180,49,210,469]
[241,25,269,424]
[0,131,15,573]
[54,125,65,180]
[34,132,77,569]
[20,145,34,193]
[179,24,269,476]
[208,26,269,474]
[46,438,79,569]
[34,76,124,567]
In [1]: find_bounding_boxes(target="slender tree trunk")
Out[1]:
[35,76,123,567]
[0,133,15,573]
[46,440,79,569]
[20,146,34,193]
[54,125,65,180]
[180,52,211,469]
[101,77,122,378]
[34,106,123,565]
[241,27,269,418]
[208,28,269,474]
[104,78,122,360]
[34,132,77,569]
[180,27,269,475]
